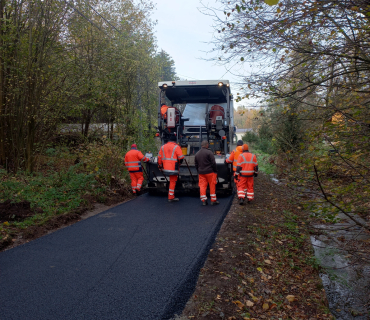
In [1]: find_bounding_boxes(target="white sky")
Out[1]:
[151,0,254,109]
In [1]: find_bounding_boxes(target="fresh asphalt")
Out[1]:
[0,193,233,320]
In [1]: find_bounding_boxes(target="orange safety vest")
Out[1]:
[158,142,184,175]
[226,146,243,171]
[124,149,148,172]
[236,152,258,177]
[161,105,169,119]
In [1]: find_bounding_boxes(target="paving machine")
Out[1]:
[146,80,236,195]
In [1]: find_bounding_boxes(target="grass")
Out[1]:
[0,164,99,218]
[0,164,110,244]
[252,148,276,175]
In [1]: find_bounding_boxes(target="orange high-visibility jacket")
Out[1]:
[226,146,243,171]
[125,149,149,172]
[236,151,258,177]
[161,105,169,119]
[158,142,184,175]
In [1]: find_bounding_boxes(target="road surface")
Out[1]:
[0,193,233,320]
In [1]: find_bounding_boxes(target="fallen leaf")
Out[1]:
[233,300,244,308]
[286,295,296,302]
[263,302,269,310]
[246,300,254,307]
[264,259,271,264]
[257,267,263,272]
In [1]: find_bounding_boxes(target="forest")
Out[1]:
[0,0,176,247]
[224,0,370,232]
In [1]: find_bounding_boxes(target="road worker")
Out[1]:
[124,144,150,195]
[158,134,185,202]
[160,103,169,119]
[195,140,219,206]
[225,140,244,188]
[235,144,258,205]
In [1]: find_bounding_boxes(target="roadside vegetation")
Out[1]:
[219,0,370,316]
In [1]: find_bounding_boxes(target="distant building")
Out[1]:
[235,128,253,141]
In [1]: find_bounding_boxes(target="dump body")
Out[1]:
[146,80,236,195]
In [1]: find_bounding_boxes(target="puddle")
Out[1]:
[270,174,370,318]
[311,212,370,319]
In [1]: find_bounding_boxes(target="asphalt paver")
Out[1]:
[0,193,233,320]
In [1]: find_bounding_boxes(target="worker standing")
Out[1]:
[124,144,150,195]
[158,134,184,202]
[195,140,219,206]
[235,144,258,205]
[225,140,244,188]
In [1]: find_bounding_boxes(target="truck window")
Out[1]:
[182,103,227,126]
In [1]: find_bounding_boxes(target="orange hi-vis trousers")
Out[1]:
[237,177,254,200]
[199,173,217,202]
[168,175,178,200]
[129,172,144,194]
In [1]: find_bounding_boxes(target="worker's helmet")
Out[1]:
[237,140,243,146]
[243,144,249,151]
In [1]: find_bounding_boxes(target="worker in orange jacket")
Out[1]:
[225,140,244,188]
[124,144,150,195]
[160,103,169,119]
[158,134,184,202]
[235,144,258,205]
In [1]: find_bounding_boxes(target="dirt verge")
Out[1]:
[181,173,334,320]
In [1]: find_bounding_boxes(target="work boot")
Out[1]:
[135,190,141,196]
[239,198,244,205]
[211,201,220,206]
[202,200,208,206]
[247,199,254,203]
[168,198,179,202]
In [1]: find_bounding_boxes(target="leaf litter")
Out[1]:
[181,173,333,320]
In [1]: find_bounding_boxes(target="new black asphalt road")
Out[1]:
[0,193,233,320]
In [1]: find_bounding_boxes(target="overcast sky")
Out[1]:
[151,0,252,108]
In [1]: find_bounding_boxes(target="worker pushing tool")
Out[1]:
[158,134,185,202]
[226,140,244,189]
[235,144,258,205]
[195,140,219,206]
[124,144,150,195]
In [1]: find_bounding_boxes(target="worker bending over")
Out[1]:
[195,140,219,206]
[225,140,244,189]
[158,135,184,202]
[235,144,258,205]
[125,144,150,195]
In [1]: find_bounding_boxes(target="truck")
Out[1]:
[146,80,236,195]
